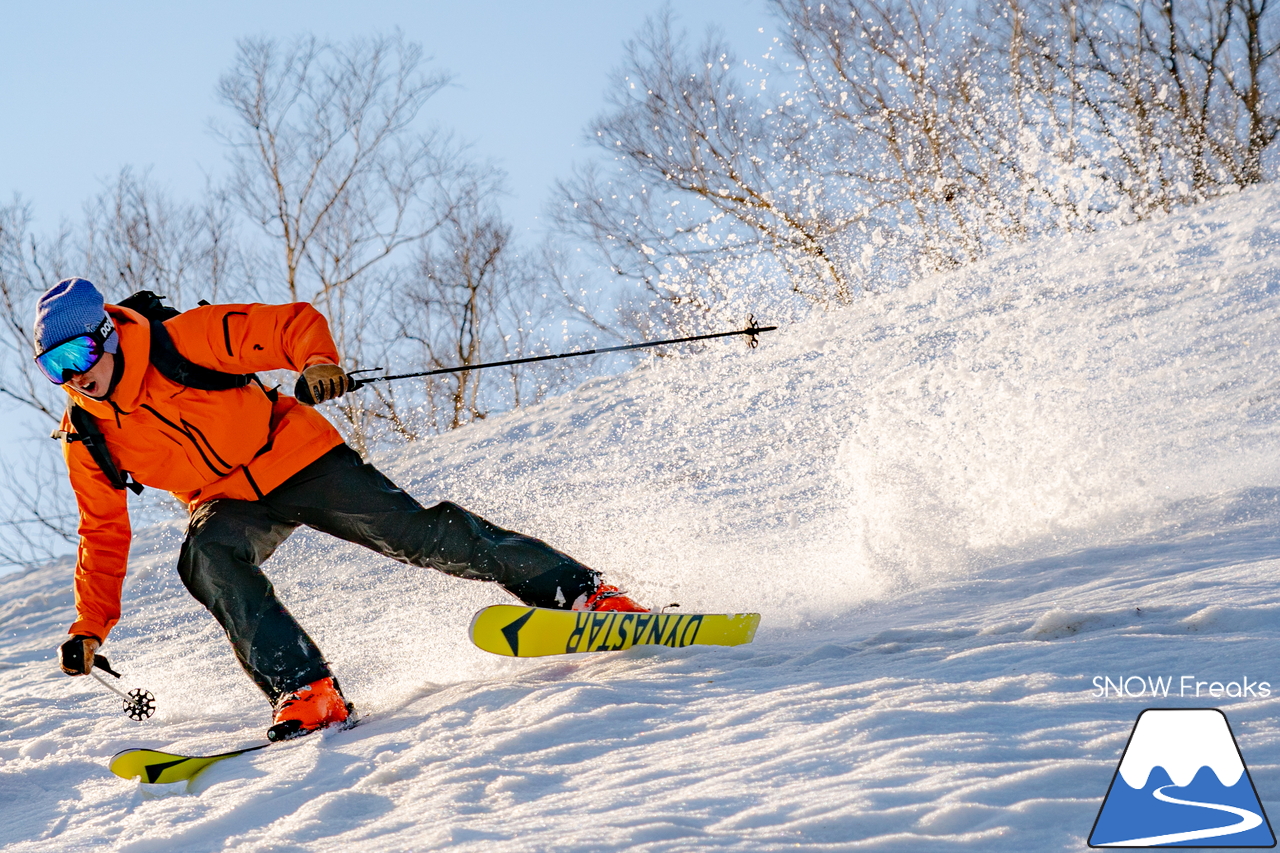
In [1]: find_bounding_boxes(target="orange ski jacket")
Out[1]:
[60,302,346,641]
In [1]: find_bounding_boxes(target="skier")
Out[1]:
[36,277,646,739]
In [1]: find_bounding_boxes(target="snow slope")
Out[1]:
[5,187,1280,851]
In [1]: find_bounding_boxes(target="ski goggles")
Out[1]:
[34,315,115,385]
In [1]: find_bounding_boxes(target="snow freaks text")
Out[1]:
[1091,676,1271,700]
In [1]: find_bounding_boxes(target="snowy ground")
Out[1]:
[4,187,1280,850]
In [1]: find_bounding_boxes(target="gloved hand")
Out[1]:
[59,634,101,676]
[295,363,353,405]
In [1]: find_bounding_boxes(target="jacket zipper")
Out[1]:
[223,311,247,357]
[182,418,233,471]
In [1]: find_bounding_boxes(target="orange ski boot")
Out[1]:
[573,584,650,613]
[268,677,351,741]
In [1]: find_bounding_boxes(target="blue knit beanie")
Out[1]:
[33,278,119,356]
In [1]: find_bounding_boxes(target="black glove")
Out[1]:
[295,364,353,405]
[59,634,101,676]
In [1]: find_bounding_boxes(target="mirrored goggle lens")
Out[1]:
[35,335,104,384]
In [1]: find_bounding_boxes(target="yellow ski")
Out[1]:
[109,716,362,783]
[469,604,760,657]
[109,744,269,784]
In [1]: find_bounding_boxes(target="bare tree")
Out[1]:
[556,3,1082,319]
[214,32,477,450]
[777,0,1145,277]
[214,33,454,308]
[396,174,553,433]
[0,450,78,571]
[554,12,857,336]
[783,0,1003,270]
[0,199,82,563]
[1027,0,1280,212]
[0,199,74,423]
[81,168,246,308]
[559,0,1280,327]
[781,0,1280,254]
[1229,0,1280,184]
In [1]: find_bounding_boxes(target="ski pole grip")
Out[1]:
[293,370,360,406]
[293,374,317,406]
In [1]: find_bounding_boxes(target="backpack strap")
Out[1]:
[52,404,144,495]
[148,320,257,391]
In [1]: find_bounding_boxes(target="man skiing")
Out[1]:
[36,277,646,740]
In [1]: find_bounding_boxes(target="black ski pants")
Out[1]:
[176,444,599,703]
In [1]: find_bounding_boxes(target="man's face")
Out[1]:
[65,351,115,399]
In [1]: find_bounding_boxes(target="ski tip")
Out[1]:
[108,744,274,784]
[110,747,148,768]
[108,748,199,784]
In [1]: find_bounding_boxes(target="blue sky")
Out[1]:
[0,0,773,237]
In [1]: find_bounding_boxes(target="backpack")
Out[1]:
[52,291,267,495]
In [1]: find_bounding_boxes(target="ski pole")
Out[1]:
[89,657,156,721]
[296,316,777,403]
